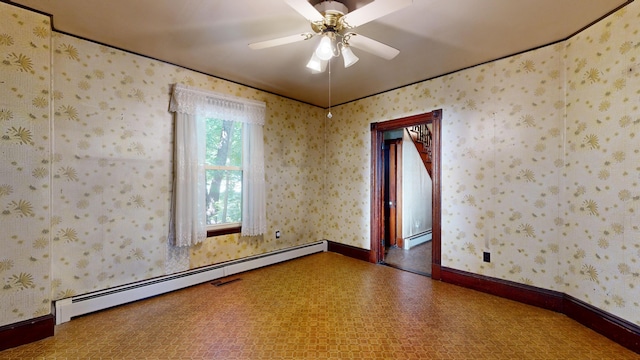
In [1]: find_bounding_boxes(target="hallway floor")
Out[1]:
[1,252,637,359]
[384,241,432,276]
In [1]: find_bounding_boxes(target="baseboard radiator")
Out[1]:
[403,229,432,250]
[55,240,327,324]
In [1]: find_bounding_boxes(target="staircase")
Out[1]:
[407,124,433,178]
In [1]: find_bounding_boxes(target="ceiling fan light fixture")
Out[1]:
[251,0,408,74]
[341,45,359,68]
[315,35,335,61]
[306,52,327,73]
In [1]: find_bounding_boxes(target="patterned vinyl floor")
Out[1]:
[1,252,637,359]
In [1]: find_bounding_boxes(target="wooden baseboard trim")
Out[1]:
[326,240,371,262]
[431,263,441,280]
[441,267,564,311]
[0,314,54,352]
[563,294,640,353]
[441,267,640,354]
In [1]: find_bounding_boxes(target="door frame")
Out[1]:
[370,109,442,279]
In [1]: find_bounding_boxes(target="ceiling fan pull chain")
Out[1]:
[327,59,333,119]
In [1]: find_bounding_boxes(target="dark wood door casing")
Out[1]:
[370,110,442,279]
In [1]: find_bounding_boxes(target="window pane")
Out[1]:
[205,119,242,167]
[205,169,242,225]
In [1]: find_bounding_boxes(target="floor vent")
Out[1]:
[212,278,242,287]
[54,240,327,324]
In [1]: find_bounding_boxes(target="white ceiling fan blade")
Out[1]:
[249,33,313,50]
[284,0,324,22]
[341,0,412,28]
[347,33,399,60]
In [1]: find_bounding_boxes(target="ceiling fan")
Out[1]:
[249,0,412,73]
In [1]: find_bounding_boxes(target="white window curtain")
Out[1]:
[170,110,207,247]
[241,122,266,236]
[168,83,267,246]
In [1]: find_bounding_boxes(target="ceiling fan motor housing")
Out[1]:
[314,1,349,15]
[312,1,349,32]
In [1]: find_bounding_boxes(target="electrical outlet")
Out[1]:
[483,251,490,263]
[275,231,281,239]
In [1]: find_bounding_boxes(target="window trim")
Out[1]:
[207,224,241,237]
[205,165,242,171]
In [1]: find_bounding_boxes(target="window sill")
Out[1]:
[207,225,241,238]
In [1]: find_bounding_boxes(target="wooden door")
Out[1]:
[387,140,398,248]
[384,139,403,250]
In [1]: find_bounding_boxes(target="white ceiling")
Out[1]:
[10,0,632,108]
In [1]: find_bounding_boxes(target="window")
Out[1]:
[169,83,266,246]
[205,118,243,230]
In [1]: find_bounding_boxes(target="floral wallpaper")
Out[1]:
[327,4,640,326]
[0,1,325,328]
[49,34,325,299]
[1,0,640,331]
[0,4,52,326]
[562,7,640,323]
[51,33,174,297]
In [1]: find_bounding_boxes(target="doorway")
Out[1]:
[370,110,442,280]
[383,131,433,275]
